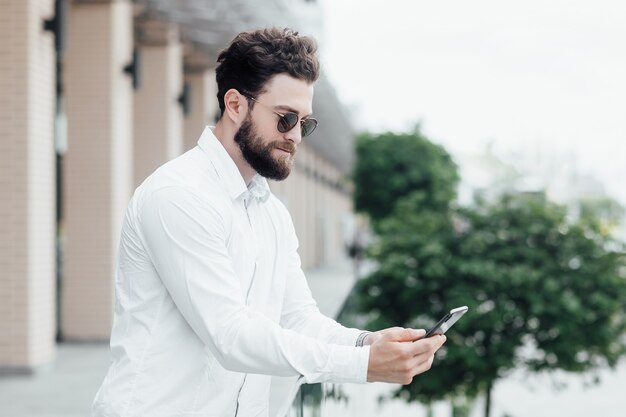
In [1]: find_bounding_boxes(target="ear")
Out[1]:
[223,89,248,125]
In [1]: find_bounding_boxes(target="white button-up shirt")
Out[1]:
[92,127,370,417]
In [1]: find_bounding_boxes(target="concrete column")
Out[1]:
[325,165,336,263]
[312,151,323,267]
[332,167,349,263]
[285,159,306,265]
[62,0,133,340]
[342,186,355,262]
[334,167,347,263]
[330,165,349,264]
[183,50,218,151]
[309,148,320,268]
[297,145,306,269]
[301,144,314,269]
[133,20,183,186]
[319,159,332,265]
[315,156,326,265]
[0,0,56,371]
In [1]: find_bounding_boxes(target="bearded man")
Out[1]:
[91,27,445,417]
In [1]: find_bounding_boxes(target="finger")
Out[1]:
[432,334,447,350]
[408,335,445,357]
[410,329,426,341]
[399,328,425,342]
[411,353,436,376]
[382,327,424,342]
[378,326,403,338]
[410,328,427,341]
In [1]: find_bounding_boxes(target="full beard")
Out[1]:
[234,115,295,181]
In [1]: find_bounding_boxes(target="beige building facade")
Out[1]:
[62,0,134,341]
[0,0,57,373]
[1,0,357,372]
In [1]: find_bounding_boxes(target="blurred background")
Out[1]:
[1,1,625,417]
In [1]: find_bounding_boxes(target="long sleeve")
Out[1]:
[279,221,365,347]
[137,186,369,384]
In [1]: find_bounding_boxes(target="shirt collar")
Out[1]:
[197,126,271,203]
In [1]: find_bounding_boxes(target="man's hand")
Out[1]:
[365,327,446,385]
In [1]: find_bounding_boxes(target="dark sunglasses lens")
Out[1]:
[277,113,299,133]
[301,118,318,137]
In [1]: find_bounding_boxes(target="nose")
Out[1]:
[283,123,303,145]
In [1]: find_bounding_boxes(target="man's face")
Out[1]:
[234,113,293,180]
[234,74,314,181]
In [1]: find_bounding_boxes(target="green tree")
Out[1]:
[352,128,459,229]
[350,193,626,417]
[578,196,625,236]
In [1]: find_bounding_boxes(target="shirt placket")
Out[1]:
[236,195,259,417]
[242,196,259,304]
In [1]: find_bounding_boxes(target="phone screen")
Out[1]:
[424,306,468,337]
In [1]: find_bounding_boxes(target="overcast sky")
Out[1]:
[318,0,626,205]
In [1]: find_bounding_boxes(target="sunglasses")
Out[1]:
[243,94,318,137]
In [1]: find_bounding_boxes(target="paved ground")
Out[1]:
[0,344,110,417]
[0,261,358,417]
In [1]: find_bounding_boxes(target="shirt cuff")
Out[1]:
[330,326,367,347]
[327,344,370,383]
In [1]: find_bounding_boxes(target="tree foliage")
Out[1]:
[348,128,626,416]
[353,129,459,228]
[350,192,626,416]
[578,196,625,236]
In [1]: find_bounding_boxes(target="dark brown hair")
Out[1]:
[215,27,320,115]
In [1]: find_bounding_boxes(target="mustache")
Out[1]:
[273,142,296,155]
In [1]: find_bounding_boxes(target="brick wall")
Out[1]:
[0,0,56,371]
[62,0,133,340]
[133,30,183,186]
[183,68,218,152]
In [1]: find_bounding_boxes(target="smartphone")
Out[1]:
[424,306,468,338]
